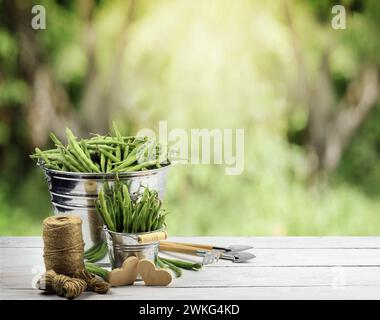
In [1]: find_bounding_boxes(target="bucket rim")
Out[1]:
[41,163,171,178]
[103,226,166,237]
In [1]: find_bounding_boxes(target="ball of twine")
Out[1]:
[42,215,85,275]
[38,270,87,299]
[38,269,110,299]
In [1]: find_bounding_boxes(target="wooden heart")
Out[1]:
[137,259,172,286]
[108,256,139,287]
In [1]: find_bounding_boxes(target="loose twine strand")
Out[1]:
[73,269,109,293]
[38,215,109,299]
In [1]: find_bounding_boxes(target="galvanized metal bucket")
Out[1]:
[42,165,170,251]
[104,227,161,270]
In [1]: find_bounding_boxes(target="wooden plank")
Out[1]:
[2,237,380,300]
[166,236,380,249]
[248,248,380,267]
[160,247,380,267]
[2,266,380,289]
[1,237,43,248]
[3,236,380,249]
[2,285,380,300]
[2,247,380,270]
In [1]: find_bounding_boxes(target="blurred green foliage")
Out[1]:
[1,0,380,236]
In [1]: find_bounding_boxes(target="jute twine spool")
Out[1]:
[39,215,110,299]
[42,215,85,275]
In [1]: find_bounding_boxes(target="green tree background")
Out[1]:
[0,0,380,235]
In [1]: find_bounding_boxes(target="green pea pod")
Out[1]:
[123,144,130,160]
[113,185,123,232]
[65,151,87,172]
[111,148,139,171]
[159,258,182,277]
[123,199,131,233]
[99,147,119,163]
[147,198,161,231]
[157,211,168,230]
[122,185,132,232]
[103,181,111,194]
[86,242,108,262]
[123,159,157,172]
[117,189,125,232]
[66,144,92,172]
[151,218,159,231]
[66,128,100,173]
[100,152,106,172]
[113,192,120,229]
[159,257,202,271]
[131,203,143,233]
[41,149,61,154]
[85,262,109,280]
[106,194,116,231]
[106,158,112,172]
[59,150,81,172]
[87,144,116,152]
[141,188,149,204]
[147,210,154,232]
[113,121,125,157]
[112,194,120,231]
[156,257,167,269]
[86,139,126,146]
[49,133,65,148]
[121,194,128,232]
[138,202,149,232]
[98,190,115,231]
[35,148,50,164]
[115,146,121,162]
[81,140,91,160]
[95,201,105,225]
[112,121,123,141]
[84,241,102,258]
[45,163,60,170]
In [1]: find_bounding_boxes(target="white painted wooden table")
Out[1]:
[1,237,380,300]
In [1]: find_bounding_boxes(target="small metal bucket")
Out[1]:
[41,165,170,251]
[104,227,160,271]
